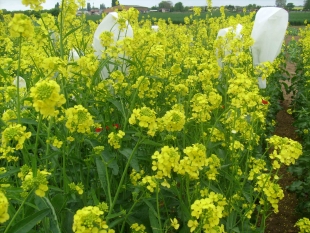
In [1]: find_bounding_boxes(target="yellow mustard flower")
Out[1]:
[18,165,51,197]
[170,218,180,230]
[30,79,66,118]
[295,218,310,233]
[130,223,147,233]
[8,13,34,38]
[22,0,46,11]
[73,206,107,233]
[65,105,94,134]
[0,191,9,223]
[108,130,125,149]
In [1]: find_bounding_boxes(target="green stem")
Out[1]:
[156,183,163,232]
[108,138,142,216]
[16,35,22,124]
[33,114,43,177]
[120,190,146,233]
[4,190,33,233]
[45,117,53,159]
[104,160,112,208]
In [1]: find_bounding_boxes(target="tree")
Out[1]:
[158,1,173,9]
[151,5,158,10]
[112,0,117,7]
[225,5,235,11]
[275,0,286,7]
[304,0,310,10]
[286,2,295,10]
[87,2,91,11]
[55,2,60,9]
[174,2,184,12]
[100,4,106,9]
[49,8,60,16]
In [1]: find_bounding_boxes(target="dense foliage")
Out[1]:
[0,0,307,232]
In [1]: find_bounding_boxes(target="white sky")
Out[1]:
[0,0,305,11]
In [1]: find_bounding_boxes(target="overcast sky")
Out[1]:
[0,0,305,11]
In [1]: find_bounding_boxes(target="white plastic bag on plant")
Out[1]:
[251,7,288,89]
[216,24,243,68]
[13,76,27,88]
[151,25,159,32]
[69,48,80,61]
[93,12,133,79]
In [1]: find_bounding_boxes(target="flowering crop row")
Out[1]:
[0,1,304,232]
[286,24,310,232]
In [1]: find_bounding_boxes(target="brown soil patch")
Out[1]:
[264,35,301,233]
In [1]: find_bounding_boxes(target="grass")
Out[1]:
[87,11,310,26]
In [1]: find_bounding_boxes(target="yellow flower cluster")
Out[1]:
[65,105,94,134]
[131,76,150,99]
[93,146,105,155]
[129,107,157,136]
[0,191,9,223]
[99,31,115,48]
[266,135,303,169]
[130,223,147,233]
[130,169,145,186]
[22,0,46,11]
[30,79,66,118]
[295,217,310,233]
[8,13,34,38]
[151,146,180,180]
[47,136,63,149]
[205,154,221,181]
[69,182,84,195]
[108,130,125,149]
[176,144,208,180]
[299,25,310,77]
[188,192,227,232]
[2,109,17,125]
[248,158,267,180]
[158,105,186,132]
[141,175,157,193]
[72,205,114,233]
[18,165,51,197]
[0,124,31,162]
[254,174,284,213]
[190,92,222,123]
[76,54,99,79]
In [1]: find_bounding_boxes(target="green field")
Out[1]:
[87,11,310,25]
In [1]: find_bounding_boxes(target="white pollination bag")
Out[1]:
[93,12,133,79]
[251,7,288,89]
[216,24,243,68]
[13,76,27,88]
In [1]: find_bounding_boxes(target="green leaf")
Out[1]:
[51,194,66,214]
[0,168,20,179]
[102,150,119,175]
[8,118,38,125]
[140,139,163,147]
[108,99,125,116]
[63,25,82,41]
[91,188,100,205]
[109,216,126,228]
[0,66,8,79]
[232,227,241,233]
[119,148,140,171]
[9,208,50,233]
[288,180,304,192]
[96,157,108,198]
[147,205,160,233]
[106,210,126,221]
